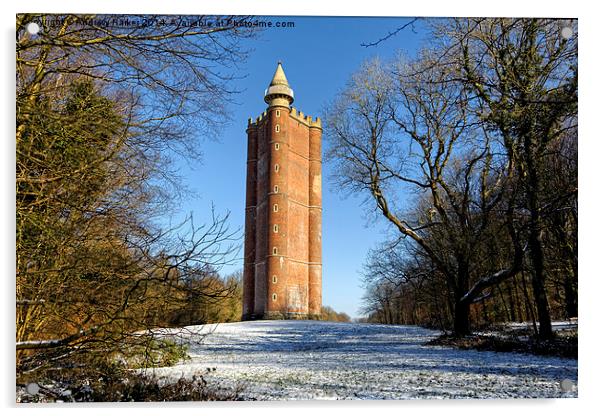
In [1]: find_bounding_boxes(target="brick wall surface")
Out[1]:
[242,104,322,320]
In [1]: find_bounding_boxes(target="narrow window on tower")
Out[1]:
[275,143,280,150]
[274,185,279,194]
[273,204,278,212]
[274,164,280,172]
[273,224,279,233]
[272,247,278,255]
[275,124,280,133]
[272,275,277,283]
[275,110,281,118]
[272,293,277,301]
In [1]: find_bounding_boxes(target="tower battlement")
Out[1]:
[249,107,322,130]
[289,107,322,129]
[242,62,323,321]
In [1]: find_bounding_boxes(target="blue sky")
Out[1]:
[170,16,428,318]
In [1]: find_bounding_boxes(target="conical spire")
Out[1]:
[269,61,290,87]
[264,61,294,107]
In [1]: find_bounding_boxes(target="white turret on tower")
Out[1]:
[264,61,294,107]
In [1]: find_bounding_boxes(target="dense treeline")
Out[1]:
[16,13,256,386]
[169,271,243,326]
[320,306,351,322]
[326,18,577,338]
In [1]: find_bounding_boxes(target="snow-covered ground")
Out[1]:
[474,321,578,338]
[149,320,577,400]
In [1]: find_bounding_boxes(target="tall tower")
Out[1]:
[242,62,322,320]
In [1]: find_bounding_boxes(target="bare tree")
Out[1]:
[435,18,578,339]
[326,56,523,335]
[333,18,577,338]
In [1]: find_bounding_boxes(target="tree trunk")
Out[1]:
[506,281,517,322]
[453,299,471,336]
[563,232,578,318]
[496,284,511,322]
[528,210,554,339]
[563,270,578,318]
[512,275,524,322]
[453,261,471,336]
[520,270,539,335]
[523,128,554,340]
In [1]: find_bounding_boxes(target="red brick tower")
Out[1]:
[242,62,322,320]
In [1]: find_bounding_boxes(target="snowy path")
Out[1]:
[149,320,577,400]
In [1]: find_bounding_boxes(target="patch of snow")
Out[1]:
[504,320,578,330]
[147,320,577,400]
